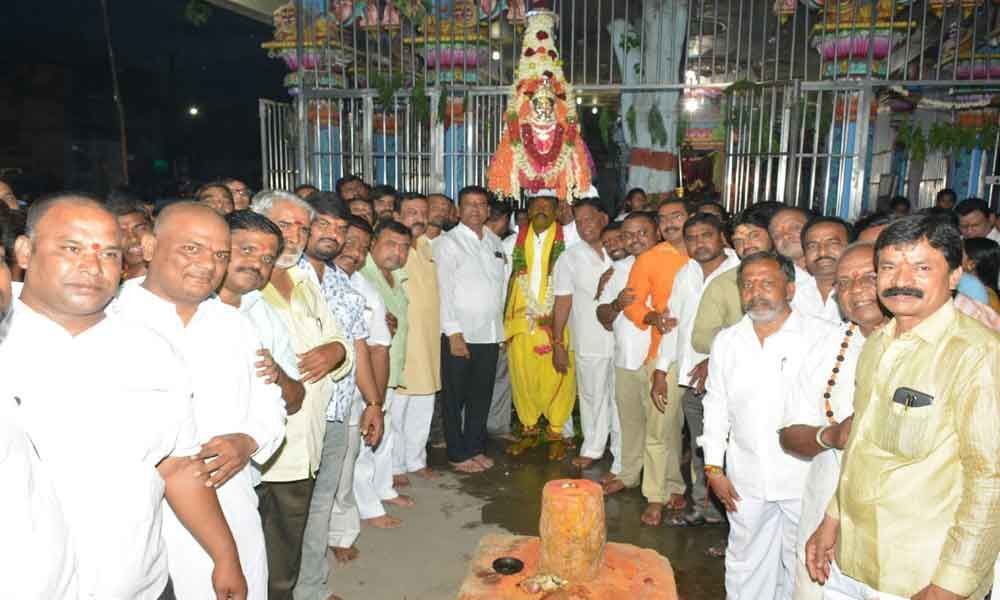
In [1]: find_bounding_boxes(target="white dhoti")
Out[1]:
[353,390,399,520]
[328,392,363,548]
[725,497,800,600]
[163,469,267,599]
[575,355,621,473]
[389,391,435,473]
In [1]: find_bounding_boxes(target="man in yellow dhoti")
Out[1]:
[504,195,577,460]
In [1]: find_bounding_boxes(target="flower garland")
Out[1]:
[508,223,566,331]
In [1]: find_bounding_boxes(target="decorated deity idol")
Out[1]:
[487,9,592,201]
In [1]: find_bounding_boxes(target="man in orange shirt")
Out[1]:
[623,197,691,525]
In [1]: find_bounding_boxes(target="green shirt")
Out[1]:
[361,256,409,389]
[691,267,741,354]
[829,301,1000,599]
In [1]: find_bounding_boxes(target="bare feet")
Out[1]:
[393,474,411,488]
[332,546,359,564]
[641,502,665,526]
[472,454,494,469]
[451,459,486,473]
[547,439,567,461]
[602,478,626,495]
[363,514,401,529]
[326,594,344,600]
[384,494,415,508]
[411,467,439,479]
[571,455,595,468]
[506,435,539,456]
[665,493,687,511]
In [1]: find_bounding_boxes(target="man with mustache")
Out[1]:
[504,195,578,460]
[596,212,659,497]
[223,177,254,210]
[550,198,619,473]
[106,190,153,282]
[807,214,1000,600]
[336,175,369,203]
[218,210,305,417]
[295,194,385,596]
[601,222,628,262]
[769,206,812,270]
[621,197,692,518]
[651,213,739,528]
[360,218,414,489]
[332,216,400,529]
[796,216,853,323]
[426,193,457,241]
[778,242,887,600]
[197,181,237,215]
[700,251,838,600]
[392,193,442,482]
[370,185,399,223]
[251,191,353,600]
[115,201,285,599]
[434,186,507,473]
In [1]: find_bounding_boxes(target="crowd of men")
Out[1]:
[0,175,998,600]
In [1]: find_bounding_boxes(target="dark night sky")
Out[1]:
[0,0,288,196]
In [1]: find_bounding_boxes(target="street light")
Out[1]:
[188,106,200,117]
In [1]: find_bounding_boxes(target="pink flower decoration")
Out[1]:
[533,344,553,356]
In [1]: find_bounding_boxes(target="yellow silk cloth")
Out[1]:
[829,301,1000,599]
[504,224,575,433]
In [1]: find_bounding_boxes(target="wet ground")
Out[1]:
[329,437,726,599]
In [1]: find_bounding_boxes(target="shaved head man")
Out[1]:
[3,194,247,600]
[116,200,286,599]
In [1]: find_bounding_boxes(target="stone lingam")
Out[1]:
[456,479,678,599]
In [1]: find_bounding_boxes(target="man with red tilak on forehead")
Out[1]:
[3,194,247,599]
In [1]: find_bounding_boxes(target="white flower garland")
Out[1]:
[516,272,555,330]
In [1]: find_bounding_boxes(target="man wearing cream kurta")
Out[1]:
[252,192,353,600]
[807,214,1000,600]
[394,194,442,482]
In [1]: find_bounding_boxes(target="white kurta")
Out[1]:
[655,250,740,382]
[782,322,864,600]
[434,222,506,344]
[553,241,620,466]
[114,286,287,600]
[598,255,651,372]
[699,310,839,600]
[791,266,842,324]
[0,301,199,600]
[0,418,78,599]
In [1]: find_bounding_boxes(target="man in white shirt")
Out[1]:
[434,185,507,473]
[700,251,838,600]
[778,242,886,600]
[2,195,246,599]
[651,213,739,527]
[794,217,852,324]
[551,198,621,474]
[218,209,306,418]
[595,211,659,495]
[114,201,287,600]
[250,191,353,599]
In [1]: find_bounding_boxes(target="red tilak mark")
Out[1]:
[91,243,101,250]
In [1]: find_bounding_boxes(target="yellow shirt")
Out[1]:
[829,301,1000,598]
[400,236,442,395]
[260,266,353,482]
